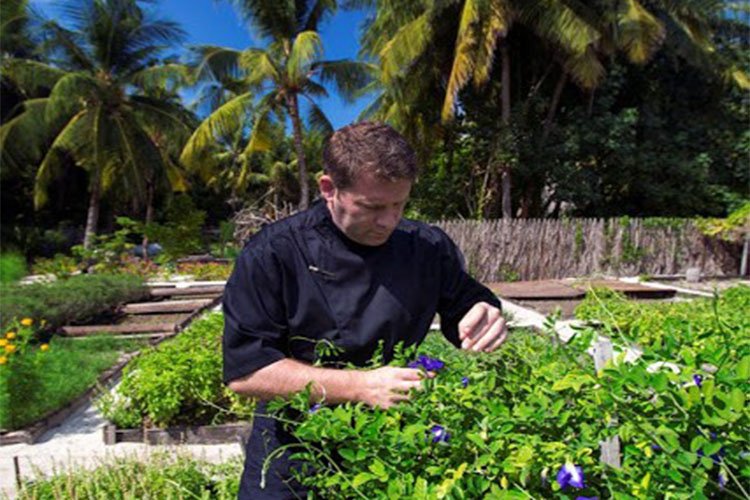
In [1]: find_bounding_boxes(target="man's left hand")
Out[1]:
[458,302,508,352]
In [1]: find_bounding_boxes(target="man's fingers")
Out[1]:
[484,329,509,352]
[471,317,506,352]
[458,303,488,341]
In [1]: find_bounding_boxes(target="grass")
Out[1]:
[17,452,242,499]
[0,252,27,284]
[0,335,145,430]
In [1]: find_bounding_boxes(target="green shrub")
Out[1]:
[17,452,242,499]
[0,273,148,331]
[99,313,253,428]
[0,253,27,284]
[30,253,80,278]
[266,303,748,499]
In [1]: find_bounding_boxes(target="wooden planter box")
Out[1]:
[103,422,252,446]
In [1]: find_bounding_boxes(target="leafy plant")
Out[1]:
[99,313,253,428]
[144,195,206,260]
[0,273,147,331]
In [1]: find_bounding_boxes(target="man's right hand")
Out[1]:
[355,366,431,409]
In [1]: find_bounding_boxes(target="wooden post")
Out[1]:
[13,456,22,490]
[592,338,621,468]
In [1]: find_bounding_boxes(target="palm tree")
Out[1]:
[181,0,369,210]
[0,0,193,248]
[360,0,743,218]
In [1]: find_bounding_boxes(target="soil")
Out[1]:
[116,313,191,326]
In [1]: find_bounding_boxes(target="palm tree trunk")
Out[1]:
[141,180,155,261]
[287,93,309,210]
[541,70,567,144]
[500,44,512,219]
[83,172,102,249]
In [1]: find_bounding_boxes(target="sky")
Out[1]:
[30,0,372,129]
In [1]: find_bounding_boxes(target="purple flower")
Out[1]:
[693,374,703,387]
[308,403,321,414]
[408,355,445,372]
[651,444,661,451]
[429,424,450,444]
[576,497,599,500]
[718,469,727,490]
[556,462,586,489]
[461,376,469,388]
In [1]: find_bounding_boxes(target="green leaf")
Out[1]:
[552,373,595,392]
[339,448,358,462]
[369,460,387,479]
[352,472,376,488]
[737,355,750,379]
[729,387,746,412]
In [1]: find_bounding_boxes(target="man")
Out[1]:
[223,122,507,499]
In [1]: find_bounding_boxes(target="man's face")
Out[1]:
[319,171,412,246]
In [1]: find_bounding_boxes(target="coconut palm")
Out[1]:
[0,0,193,248]
[360,0,743,218]
[181,0,370,210]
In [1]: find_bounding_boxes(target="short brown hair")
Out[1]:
[323,121,418,189]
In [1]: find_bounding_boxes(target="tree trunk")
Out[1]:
[141,180,155,261]
[541,70,567,145]
[500,44,512,219]
[83,172,101,249]
[288,93,309,210]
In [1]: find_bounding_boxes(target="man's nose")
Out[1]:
[376,209,400,228]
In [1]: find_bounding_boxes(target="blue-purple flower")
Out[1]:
[308,403,321,414]
[429,424,450,444]
[651,444,661,451]
[718,469,728,490]
[575,497,598,500]
[693,374,703,387]
[557,462,586,489]
[408,355,445,372]
[461,376,470,388]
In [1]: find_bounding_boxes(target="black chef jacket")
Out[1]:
[223,199,501,499]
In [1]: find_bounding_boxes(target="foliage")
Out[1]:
[696,202,750,242]
[31,253,79,278]
[17,452,242,499]
[575,286,750,355]
[0,273,147,331]
[0,331,142,430]
[70,217,142,273]
[175,262,234,281]
[0,252,26,284]
[264,292,748,498]
[144,195,207,260]
[99,313,254,429]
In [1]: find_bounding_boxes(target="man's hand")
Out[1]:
[458,301,508,352]
[356,366,431,409]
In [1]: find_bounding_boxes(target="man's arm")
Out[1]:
[227,358,429,409]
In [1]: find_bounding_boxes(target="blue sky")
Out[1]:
[31,0,372,129]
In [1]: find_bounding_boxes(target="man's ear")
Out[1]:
[319,174,336,201]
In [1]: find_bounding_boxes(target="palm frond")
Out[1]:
[0,59,66,97]
[130,63,193,94]
[35,109,91,208]
[243,108,276,156]
[312,59,371,102]
[45,72,101,126]
[616,0,666,64]
[288,31,323,84]
[379,13,432,83]
[307,103,333,135]
[191,46,243,83]
[442,0,481,122]
[0,98,50,172]
[240,48,281,87]
[180,92,254,172]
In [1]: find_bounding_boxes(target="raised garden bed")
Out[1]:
[102,422,251,445]
[1,349,139,445]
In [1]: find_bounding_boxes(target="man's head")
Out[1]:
[319,122,417,246]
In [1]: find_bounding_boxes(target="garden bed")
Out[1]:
[0,336,145,444]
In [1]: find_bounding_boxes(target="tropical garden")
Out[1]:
[0,0,748,498]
